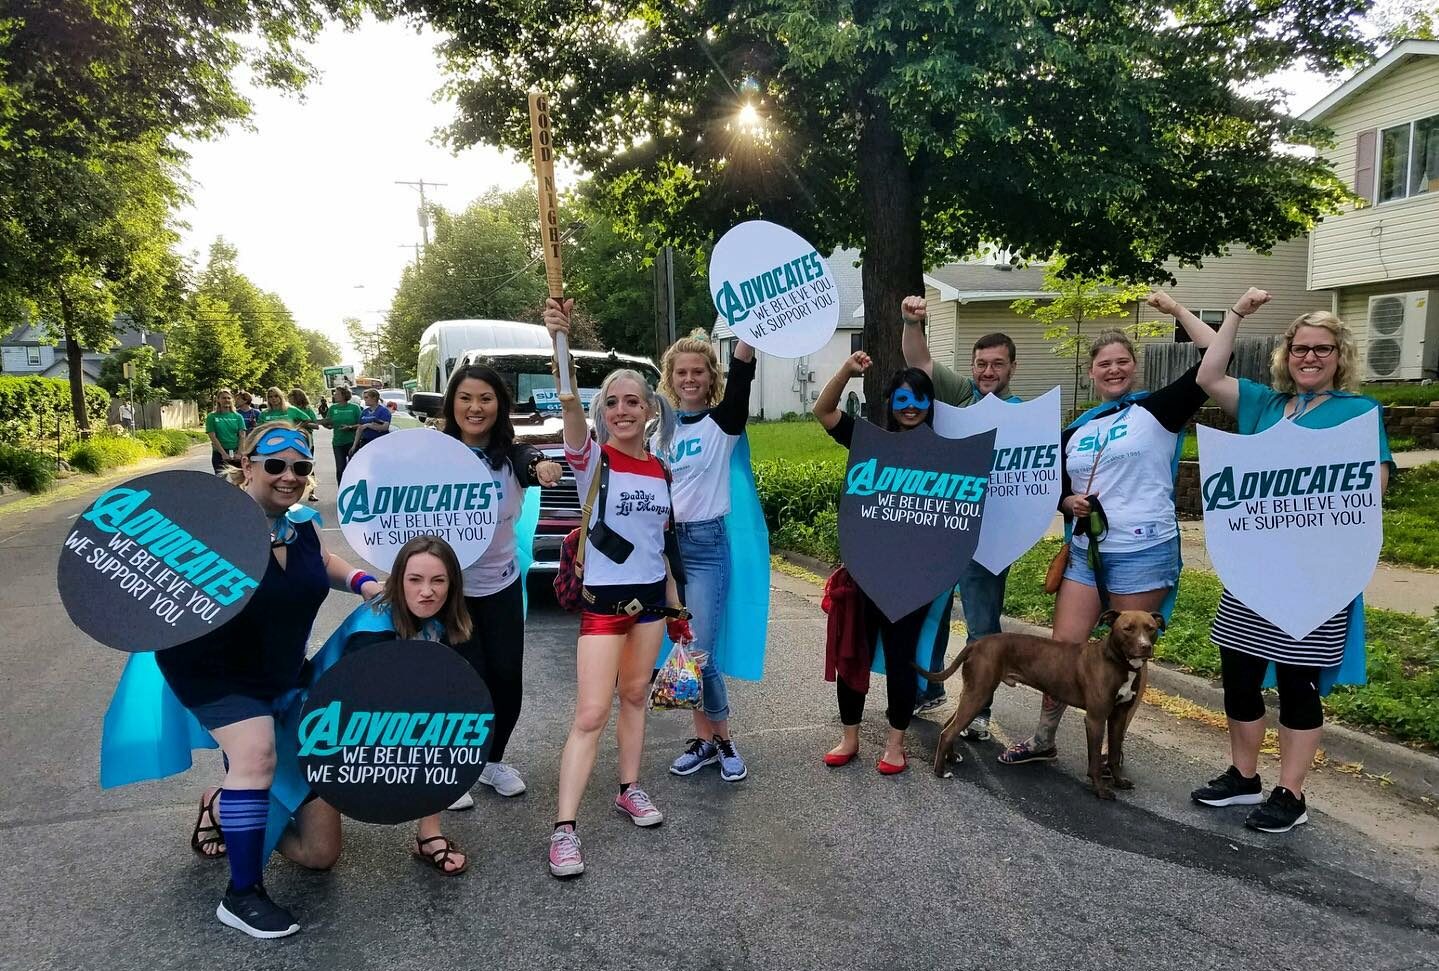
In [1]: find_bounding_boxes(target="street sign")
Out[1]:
[323,365,356,389]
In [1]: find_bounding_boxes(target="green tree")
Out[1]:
[1374,0,1439,41]
[345,316,384,377]
[381,188,548,380]
[1011,258,1157,406]
[299,327,343,373]
[190,240,313,391]
[404,0,1366,403]
[168,295,258,400]
[98,345,169,404]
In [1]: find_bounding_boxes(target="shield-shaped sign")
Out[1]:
[1197,413,1383,639]
[934,387,1062,573]
[838,420,995,622]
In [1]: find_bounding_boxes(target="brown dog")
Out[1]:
[916,609,1162,799]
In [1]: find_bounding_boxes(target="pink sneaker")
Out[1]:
[614,785,664,827]
[548,827,584,878]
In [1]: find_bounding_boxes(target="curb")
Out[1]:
[774,549,1439,804]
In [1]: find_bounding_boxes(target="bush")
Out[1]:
[134,429,199,457]
[0,376,109,451]
[753,459,844,532]
[0,444,55,493]
[65,434,153,474]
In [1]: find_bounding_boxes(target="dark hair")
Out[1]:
[882,367,936,432]
[378,535,472,643]
[440,364,515,469]
[333,386,352,402]
[972,332,1016,363]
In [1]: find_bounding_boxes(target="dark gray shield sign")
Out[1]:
[838,421,996,622]
[57,470,271,652]
[298,640,493,825]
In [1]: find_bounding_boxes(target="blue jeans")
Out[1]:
[676,517,731,722]
[920,561,1010,717]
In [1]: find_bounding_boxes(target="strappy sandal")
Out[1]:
[190,789,226,860]
[413,834,469,876]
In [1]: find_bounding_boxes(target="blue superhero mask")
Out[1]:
[254,427,313,459]
[890,388,931,412]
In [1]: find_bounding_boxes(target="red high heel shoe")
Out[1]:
[823,748,859,767]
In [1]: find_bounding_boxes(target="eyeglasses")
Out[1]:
[260,458,313,477]
[1288,343,1337,359]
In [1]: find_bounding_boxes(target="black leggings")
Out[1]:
[836,597,927,731]
[454,577,526,762]
[1220,646,1323,731]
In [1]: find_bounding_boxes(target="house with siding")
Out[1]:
[1300,38,1439,383]
[1,319,166,384]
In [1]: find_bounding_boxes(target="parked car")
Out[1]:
[378,388,406,412]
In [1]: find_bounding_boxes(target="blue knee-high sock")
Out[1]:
[217,788,269,892]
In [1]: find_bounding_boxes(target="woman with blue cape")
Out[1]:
[1189,291,1393,833]
[999,297,1219,766]
[654,333,767,783]
[110,421,384,940]
[436,363,562,806]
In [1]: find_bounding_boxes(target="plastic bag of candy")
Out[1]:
[650,643,706,711]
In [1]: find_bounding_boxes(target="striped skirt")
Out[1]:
[1211,590,1348,667]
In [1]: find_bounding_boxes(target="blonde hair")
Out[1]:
[266,386,285,404]
[592,368,676,457]
[226,419,305,487]
[1089,330,1136,361]
[1270,311,1359,394]
[659,334,723,410]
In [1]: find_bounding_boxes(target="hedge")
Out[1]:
[0,444,56,493]
[65,434,154,474]
[0,376,109,453]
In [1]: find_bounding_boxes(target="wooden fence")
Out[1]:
[1143,337,1280,390]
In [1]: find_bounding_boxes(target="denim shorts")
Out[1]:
[1063,535,1180,595]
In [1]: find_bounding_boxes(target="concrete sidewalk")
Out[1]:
[1396,449,1439,469]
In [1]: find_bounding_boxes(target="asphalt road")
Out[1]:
[2,436,1438,971]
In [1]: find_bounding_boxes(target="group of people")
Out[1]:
[113,287,1389,940]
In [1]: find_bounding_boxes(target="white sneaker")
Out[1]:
[479,761,527,797]
[446,790,475,811]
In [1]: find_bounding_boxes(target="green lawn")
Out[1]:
[749,418,842,465]
[1363,383,1439,407]
[1384,462,1439,570]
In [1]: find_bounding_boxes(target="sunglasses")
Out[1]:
[1288,343,1337,359]
[260,458,313,477]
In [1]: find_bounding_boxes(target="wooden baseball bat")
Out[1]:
[528,90,576,400]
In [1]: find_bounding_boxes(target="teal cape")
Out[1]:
[660,433,770,680]
[97,490,540,856]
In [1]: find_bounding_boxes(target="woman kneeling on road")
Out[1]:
[543,298,689,879]
[1189,293,1393,833]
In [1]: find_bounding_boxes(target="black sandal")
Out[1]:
[190,790,226,860]
[413,834,469,876]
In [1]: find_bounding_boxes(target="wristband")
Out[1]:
[1230,305,1247,319]
[349,571,378,594]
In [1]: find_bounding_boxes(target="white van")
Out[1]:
[415,319,552,396]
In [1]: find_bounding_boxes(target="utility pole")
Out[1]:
[395,179,447,257]
[653,245,677,358]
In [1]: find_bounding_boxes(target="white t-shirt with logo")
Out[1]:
[565,438,672,586]
[461,458,523,597]
[652,356,756,524]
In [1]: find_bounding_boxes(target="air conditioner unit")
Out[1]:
[1364,291,1439,381]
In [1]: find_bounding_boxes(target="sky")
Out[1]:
[176,16,1349,363]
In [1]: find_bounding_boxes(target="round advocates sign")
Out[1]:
[337,428,501,571]
[297,639,493,824]
[57,470,271,653]
[709,220,839,358]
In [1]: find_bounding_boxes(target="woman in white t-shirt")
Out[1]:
[543,298,689,880]
[1000,299,1218,767]
[438,364,563,805]
[655,334,757,783]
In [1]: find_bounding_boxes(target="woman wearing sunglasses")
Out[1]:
[154,422,383,939]
[1189,295,1393,833]
[999,294,1224,766]
[812,351,939,775]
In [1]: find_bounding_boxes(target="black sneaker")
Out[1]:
[216,883,300,939]
[1245,786,1309,833]
[1190,765,1264,807]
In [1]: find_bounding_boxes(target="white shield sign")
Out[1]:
[708,220,839,358]
[934,387,1062,573]
[337,429,501,571]
[1197,413,1383,639]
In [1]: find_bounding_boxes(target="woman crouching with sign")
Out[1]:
[439,364,563,805]
[1189,294,1393,832]
[813,350,937,774]
[154,422,383,939]
[543,298,689,879]
[283,535,478,873]
[1000,299,1220,766]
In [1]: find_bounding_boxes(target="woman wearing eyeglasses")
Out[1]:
[1188,295,1393,833]
[154,422,383,939]
[999,294,1224,767]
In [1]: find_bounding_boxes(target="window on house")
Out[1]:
[850,332,863,353]
[1377,113,1439,203]
[1173,309,1225,343]
[25,347,41,366]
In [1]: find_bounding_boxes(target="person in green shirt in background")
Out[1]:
[287,388,324,501]
[204,388,246,475]
[260,387,308,426]
[322,385,363,484]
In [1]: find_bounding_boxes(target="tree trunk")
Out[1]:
[856,94,925,412]
[59,289,92,436]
